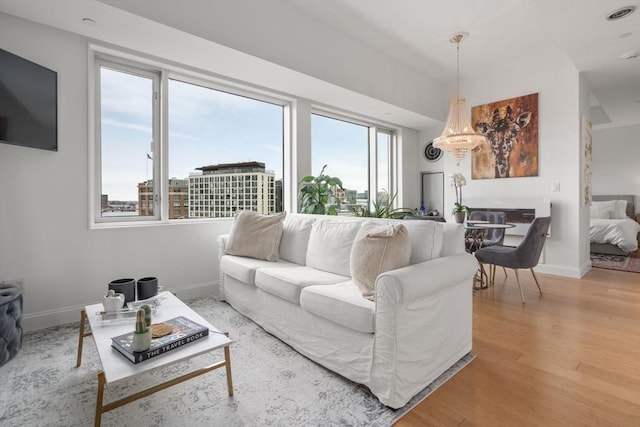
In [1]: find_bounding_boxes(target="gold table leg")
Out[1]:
[95,371,106,427]
[92,341,233,425]
[76,310,92,368]
[224,332,234,396]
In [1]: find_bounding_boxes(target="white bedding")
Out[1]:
[590,217,640,253]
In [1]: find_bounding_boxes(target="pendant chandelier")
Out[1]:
[433,33,487,165]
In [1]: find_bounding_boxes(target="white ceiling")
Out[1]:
[1,0,639,130]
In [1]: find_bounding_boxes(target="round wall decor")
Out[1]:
[424,141,443,162]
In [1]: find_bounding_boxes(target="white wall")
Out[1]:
[419,48,587,277]
[0,16,236,330]
[0,13,423,331]
[592,124,640,211]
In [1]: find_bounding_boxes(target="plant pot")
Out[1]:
[136,277,158,301]
[103,291,125,312]
[454,212,466,224]
[108,278,136,303]
[132,330,151,352]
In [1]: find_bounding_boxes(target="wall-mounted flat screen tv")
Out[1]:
[0,48,58,151]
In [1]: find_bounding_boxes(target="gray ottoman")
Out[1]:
[0,283,23,367]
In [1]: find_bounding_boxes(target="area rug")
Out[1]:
[0,295,474,426]
[591,251,640,273]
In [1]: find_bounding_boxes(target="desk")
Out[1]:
[465,223,515,289]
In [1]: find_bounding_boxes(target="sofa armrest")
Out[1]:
[217,234,230,295]
[376,253,477,304]
[217,234,229,254]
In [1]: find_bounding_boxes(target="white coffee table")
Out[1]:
[76,292,233,426]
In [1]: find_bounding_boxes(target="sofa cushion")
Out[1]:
[225,210,286,261]
[255,266,349,304]
[220,255,296,285]
[300,281,375,334]
[279,215,316,265]
[440,223,465,257]
[350,222,411,299]
[306,220,361,276]
[402,220,444,264]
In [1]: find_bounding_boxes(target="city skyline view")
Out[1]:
[100,67,370,204]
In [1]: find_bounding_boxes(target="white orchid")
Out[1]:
[449,173,467,205]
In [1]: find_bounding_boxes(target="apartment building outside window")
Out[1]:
[93,54,285,224]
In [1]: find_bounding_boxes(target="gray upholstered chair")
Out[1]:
[468,211,506,247]
[474,216,551,304]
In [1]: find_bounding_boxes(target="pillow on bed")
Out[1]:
[590,200,617,219]
[590,207,611,219]
[613,200,628,219]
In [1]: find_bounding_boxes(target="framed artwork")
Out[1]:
[582,116,592,206]
[471,93,539,179]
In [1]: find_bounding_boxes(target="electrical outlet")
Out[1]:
[552,182,560,192]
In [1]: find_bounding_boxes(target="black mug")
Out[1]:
[108,278,136,303]
[136,277,158,300]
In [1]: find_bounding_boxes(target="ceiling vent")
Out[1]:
[606,6,636,20]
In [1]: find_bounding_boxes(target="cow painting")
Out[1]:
[471,93,538,179]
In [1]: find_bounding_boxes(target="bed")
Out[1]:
[590,195,640,255]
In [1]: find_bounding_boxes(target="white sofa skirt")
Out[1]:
[221,269,472,408]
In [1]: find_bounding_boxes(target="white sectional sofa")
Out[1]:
[217,213,477,408]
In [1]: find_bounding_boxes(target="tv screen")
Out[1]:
[0,48,58,151]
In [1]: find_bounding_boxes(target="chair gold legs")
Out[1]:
[513,268,543,304]
[514,269,526,304]
[530,268,543,294]
[478,264,542,305]
[487,265,508,284]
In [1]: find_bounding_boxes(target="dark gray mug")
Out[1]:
[136,277,158,300]
[108,278,136,303]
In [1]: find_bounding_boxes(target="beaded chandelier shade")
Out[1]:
[433,33,487,165]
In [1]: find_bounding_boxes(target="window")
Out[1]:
[94,56,285,223]
[97,63,159,221]
[311,113,396,214]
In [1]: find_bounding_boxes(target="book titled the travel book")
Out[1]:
[111,316,209,364]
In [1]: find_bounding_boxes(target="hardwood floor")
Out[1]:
[395,267,640,426]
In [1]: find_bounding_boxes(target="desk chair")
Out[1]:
[474,216,551,304]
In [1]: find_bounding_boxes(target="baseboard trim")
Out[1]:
[534,264,583,279]
[22,281,217,332]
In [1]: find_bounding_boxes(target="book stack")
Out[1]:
[111,316,209,364]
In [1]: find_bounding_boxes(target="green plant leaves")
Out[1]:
[298,165,342,215]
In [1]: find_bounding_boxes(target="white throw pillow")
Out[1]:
[225,210,286,261]
[614,200,628,219]
[306,220,361,276]
[591,208,611,219]
[440,223,465,256]
[350,222,411,300]
[590,201,617,219]
[279,215,316,265]
[402,220,444,264]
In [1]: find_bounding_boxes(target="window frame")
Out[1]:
[93,58,162,224]
[310,109,398,211]
[90,48,291,227]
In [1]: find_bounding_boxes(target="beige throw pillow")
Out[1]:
[225,210,286,261]
[350,222,411,300]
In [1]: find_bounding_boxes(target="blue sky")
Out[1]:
[101,68,369,201]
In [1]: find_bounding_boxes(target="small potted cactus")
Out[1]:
[132,307,151,352]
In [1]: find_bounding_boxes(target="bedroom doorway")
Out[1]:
[421,172,444,216]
